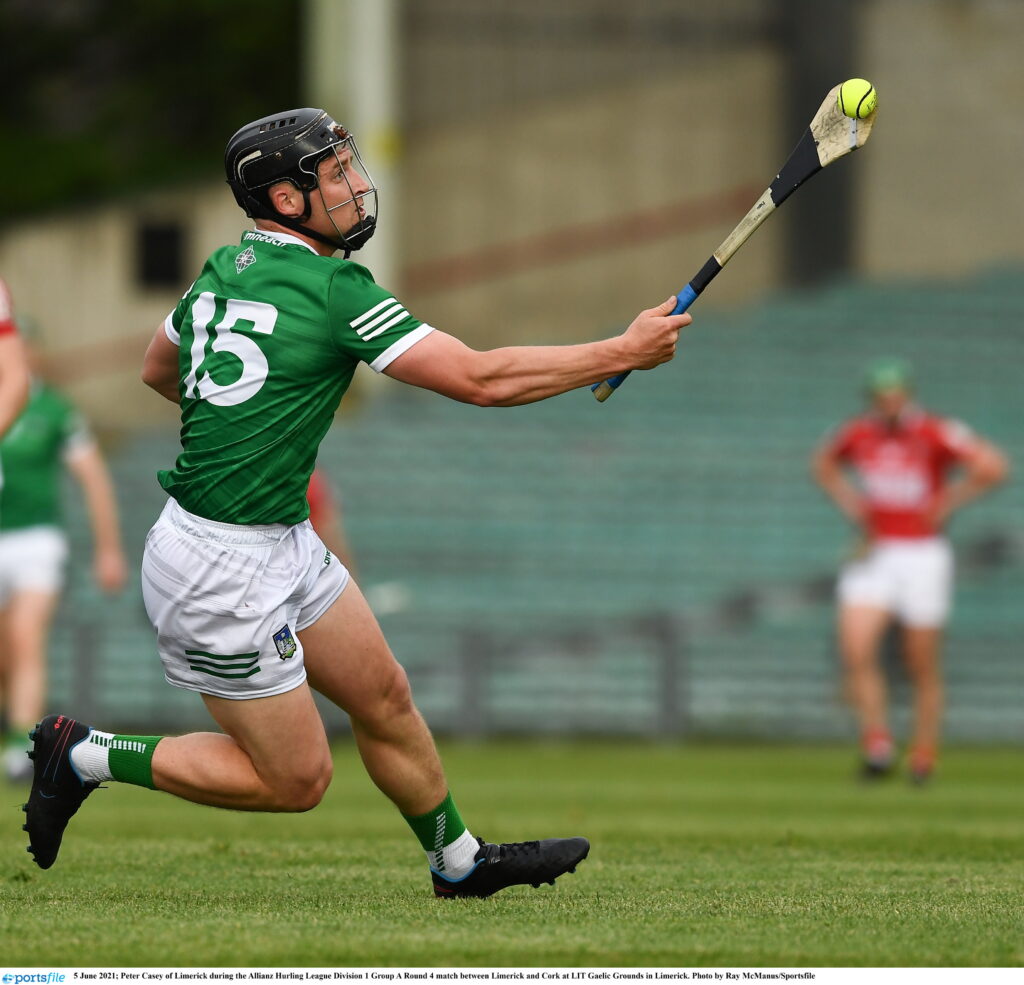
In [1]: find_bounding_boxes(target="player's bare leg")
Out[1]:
[838,603,895,775]
[0,606,8,694]
[151,685,334,811]
[901,625,944,783]
[22,687,334,869]
[299,580,446,816]
[24,575,586,892]
[300,580,589,896]
[1,590,58,782]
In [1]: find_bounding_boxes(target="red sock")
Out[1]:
[909,744,936,775]
[862,727,894,765]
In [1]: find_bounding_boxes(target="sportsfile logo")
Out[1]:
[2,974,66,983]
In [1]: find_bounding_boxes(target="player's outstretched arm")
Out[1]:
[384,297,691,407]
[141,324,182,404]
[0,334,31,438]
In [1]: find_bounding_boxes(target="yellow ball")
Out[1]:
[838,78,877,119]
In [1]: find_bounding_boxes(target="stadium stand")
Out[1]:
[46,270,1024,739]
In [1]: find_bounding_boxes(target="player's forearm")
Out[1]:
[141,362,181,403]
[812,457,864,521]
[941,471,1006,515]
[940,447,1009,518]
[466,337,632,407]
[0,340,30,437]
[386,306,682,405]
[824,484,864,522]
[86,487,123,555]
[142,326,183,404]
[75,458,124,555]
[146,378,182,404]
[0,384,29,437]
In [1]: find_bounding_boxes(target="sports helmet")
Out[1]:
[224,108,377,254]
[864,357,914,394]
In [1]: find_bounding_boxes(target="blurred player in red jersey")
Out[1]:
[812,359,1008,783]
[0,278,31,438]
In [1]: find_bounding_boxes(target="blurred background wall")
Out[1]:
[1,0,1022,737]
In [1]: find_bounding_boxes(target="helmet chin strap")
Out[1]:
[318,182,378,258]
[245,191,376,256]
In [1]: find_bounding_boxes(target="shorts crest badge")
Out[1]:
[273,624,297,660]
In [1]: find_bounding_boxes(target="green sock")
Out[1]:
[109,735,162,788]
[403,791,471,871]
[69,730,162,789]
[5,728,32,752]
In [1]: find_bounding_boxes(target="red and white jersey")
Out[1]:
[827,406,975,539]
[0,279,17,338]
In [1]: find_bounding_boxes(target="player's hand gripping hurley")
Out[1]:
[592,81,877,402]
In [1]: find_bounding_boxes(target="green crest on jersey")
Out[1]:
[235,246,256,274]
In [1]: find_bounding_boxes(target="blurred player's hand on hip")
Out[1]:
[94,548,128,594]
[924,495,951,530]
[621,296,692,370]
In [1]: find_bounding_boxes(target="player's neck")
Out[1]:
[873,403,919,428]
[253,220,338,258]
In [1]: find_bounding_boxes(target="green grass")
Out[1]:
[2,742,1022,967]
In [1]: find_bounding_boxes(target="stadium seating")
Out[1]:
[47,269,1024,740]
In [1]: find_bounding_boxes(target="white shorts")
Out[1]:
[0,526,69,603]
[837,537,954,628]
[141,499,350,700]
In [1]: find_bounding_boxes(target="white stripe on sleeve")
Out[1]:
[351,297,399,329]
[355,302,405,337]
[362,309,412,342]
[163,312,180,345]
[369,324,436,374]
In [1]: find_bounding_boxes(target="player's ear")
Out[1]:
[267,180,303,218]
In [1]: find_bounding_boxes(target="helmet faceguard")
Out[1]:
[225,108,378,255]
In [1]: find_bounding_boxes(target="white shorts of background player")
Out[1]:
[837,537,953,629]
[0,526,69,603]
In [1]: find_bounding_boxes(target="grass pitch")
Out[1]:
[2,741,1022,967]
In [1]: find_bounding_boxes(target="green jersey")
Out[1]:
[158,229,432,525]
[0,381,93,532]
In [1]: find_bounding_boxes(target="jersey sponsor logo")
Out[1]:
[235,246,257,274]
[862,469,928,508]
[323,549,332,566]
[273,624,298,660]
[350,298,410,341]
[243,230,291,247]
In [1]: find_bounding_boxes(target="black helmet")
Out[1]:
[224,108,377,254]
